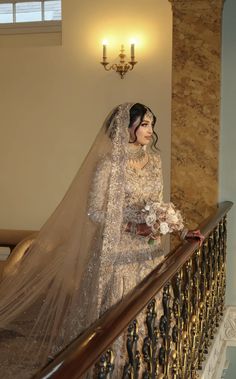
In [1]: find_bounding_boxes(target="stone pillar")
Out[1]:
[169,0,224,228]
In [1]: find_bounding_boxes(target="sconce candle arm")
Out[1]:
[100,44,138,79]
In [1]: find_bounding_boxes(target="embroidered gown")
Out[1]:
[0,152,183,379]
[87,151,183,377]
[88,152,166,310]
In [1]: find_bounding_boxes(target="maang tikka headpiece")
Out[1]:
[144,109,154,124]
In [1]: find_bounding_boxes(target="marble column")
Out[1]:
[169,0,225,228]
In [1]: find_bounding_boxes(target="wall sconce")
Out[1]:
[100,42,138,79]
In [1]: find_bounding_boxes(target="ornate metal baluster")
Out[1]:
[215,224,222,328]
[198,241,208,368]
[181,331,189,379]
[192,251,200,315]
[95,349,114,379]
[158,284,172,378]
[210,228,219,339]
[171,269,183,378]
[142,299,159,378]
[190,315,199,379]
[220,217,227,315]
[204,236,213,354]
[170,350,178,379]
[190,250,201,377]
[209,234,215,341]
[197,301,205,370]
[217,220,224,319]
[204,289,211,355]
[181,260,192,378]
[123,320,140,379]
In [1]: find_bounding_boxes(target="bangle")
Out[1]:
[180,228,188,240]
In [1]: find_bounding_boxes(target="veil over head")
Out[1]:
[0,102,141,374]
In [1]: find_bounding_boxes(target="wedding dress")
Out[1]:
[0,103,184,378]
[87,152,165,314]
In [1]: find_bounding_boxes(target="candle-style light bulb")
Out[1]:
[131,43,135,58]
[102,40,108,61]
[130,38,136,62]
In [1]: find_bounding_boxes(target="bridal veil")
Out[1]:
[0,103,136,373]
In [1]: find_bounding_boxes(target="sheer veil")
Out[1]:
[0,103,134,373]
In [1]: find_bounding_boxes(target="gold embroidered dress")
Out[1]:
[88,152,165,313]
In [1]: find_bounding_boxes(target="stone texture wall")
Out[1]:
[169,0,224,228]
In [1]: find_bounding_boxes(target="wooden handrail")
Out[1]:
[0,229,38,249]
[35,201,233,379]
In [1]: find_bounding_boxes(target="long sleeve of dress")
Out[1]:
[87,158,111,224]
[88,153,185,235]
[141,154,185,235]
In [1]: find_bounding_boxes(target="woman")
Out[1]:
[0,103,202,378]
[87,103,191,316]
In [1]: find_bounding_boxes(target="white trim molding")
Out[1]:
[198,306,236,379]
[0,20,61,34]
[224,307,236,341]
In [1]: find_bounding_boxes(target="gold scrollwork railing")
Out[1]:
[34,201,232,379]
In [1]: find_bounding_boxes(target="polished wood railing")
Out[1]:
[29,201,232,378]
[0,229,38,279]
[0,229,38,251]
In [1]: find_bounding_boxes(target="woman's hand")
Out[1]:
[125,222,154,237]
[185,229,205,247]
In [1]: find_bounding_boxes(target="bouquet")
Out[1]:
[142,201,184,242]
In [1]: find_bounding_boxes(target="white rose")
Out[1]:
[152,202,160,211]
[167,214,179,224]
[159,222,169,235]
[167,203,176,213]
[146,213,156,226]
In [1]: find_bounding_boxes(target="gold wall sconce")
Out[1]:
[101,42,138,79]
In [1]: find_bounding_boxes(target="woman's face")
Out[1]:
[129,113,154,146]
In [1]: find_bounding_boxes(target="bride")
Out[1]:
[0,102,203,378]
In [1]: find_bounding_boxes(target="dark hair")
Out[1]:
[105,103,159,150]
[128,103,158,150]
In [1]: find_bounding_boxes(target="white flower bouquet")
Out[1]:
[142,201,184,238]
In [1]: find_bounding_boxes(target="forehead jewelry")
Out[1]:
[144,110,153,123]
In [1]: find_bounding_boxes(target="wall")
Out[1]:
[0,0,172,230]
[220,0,236,305]
[225,347,236,379]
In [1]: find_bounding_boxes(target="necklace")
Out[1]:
[127,145,146,162]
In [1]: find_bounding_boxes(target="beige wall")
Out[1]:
[0,0,172,230]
